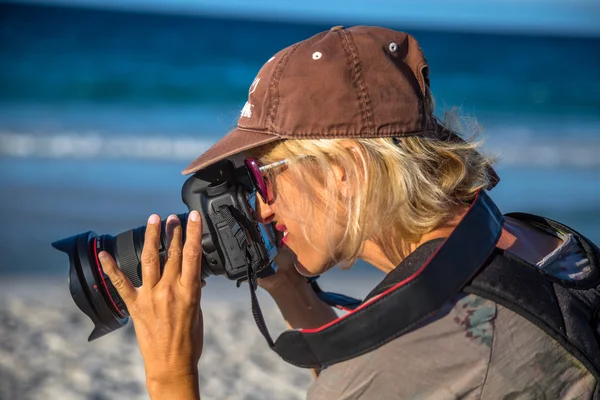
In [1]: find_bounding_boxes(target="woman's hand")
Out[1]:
[99,212,204,399]
[258,244,306,293]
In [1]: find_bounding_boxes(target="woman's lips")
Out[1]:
[275,223,288,246]
[280,233,289,246]
[275,224,287,232]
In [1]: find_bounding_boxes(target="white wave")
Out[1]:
[0,131,599,168]
[492,142,600,168]
[0,132,212,161]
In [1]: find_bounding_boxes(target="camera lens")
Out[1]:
[52,213,191,341]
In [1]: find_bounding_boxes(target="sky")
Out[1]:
[8,0,600,37]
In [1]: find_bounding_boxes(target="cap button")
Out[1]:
[330,26,344,32]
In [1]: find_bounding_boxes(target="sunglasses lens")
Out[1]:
[244,158,268,202]
[246,191,278,265]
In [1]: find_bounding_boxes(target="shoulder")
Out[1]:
[308,293,497,400]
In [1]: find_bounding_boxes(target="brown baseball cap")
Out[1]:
[182,25,437,175]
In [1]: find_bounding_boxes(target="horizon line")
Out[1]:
[6,0,600,38]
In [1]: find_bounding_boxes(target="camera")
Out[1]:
[52,159,278,341]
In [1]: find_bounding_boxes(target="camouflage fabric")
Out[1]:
[308,232,596,400]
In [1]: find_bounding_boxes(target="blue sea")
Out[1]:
[0,3,598,277]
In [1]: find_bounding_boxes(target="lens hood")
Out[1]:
[52,232,128,341]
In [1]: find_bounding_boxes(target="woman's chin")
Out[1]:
[293,259,320,277]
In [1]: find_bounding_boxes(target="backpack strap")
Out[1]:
[464,213,600,381]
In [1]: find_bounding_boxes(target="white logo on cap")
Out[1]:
[240,101,253,118]
[241,77,261,119]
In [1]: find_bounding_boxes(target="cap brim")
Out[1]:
[182,128,281,175]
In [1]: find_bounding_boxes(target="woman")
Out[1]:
[99,26,596,399]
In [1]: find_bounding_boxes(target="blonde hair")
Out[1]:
[253,111,496,267]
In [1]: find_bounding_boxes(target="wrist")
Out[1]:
[146,366,198,386]
[146,371,199,399]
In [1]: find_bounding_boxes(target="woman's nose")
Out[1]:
[254,194,274,224]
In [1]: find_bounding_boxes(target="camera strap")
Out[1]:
[215,204,278,347]
[245,190,504,369]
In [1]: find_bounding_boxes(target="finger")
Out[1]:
[162,214,177,264]
[162,214,183,281]
[98,251,137,307]
[140,214,162,289]
[180,210,203,289]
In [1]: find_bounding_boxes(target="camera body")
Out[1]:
[53,159,277,341]
[183,159,276,281]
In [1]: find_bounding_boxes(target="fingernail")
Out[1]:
[148,214,160,224]
[190,210,200,222]
[98,252,110,268]
[167,214,178,224]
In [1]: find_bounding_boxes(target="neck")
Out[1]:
[359,207,469,274]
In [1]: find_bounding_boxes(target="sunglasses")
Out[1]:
[244,158,289,204]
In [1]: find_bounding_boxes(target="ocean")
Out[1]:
[0,2,599,277]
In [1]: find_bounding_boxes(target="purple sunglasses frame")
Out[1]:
[244,158,289,204]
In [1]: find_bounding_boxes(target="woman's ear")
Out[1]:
[333,141,366,199]
[331,161,345,180]
[331,163,350,197]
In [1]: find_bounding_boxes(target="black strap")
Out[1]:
[271,190,504,368]
[217,205,276,348]
[247,262,274,348]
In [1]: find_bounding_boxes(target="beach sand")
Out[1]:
[0,278,316,400]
